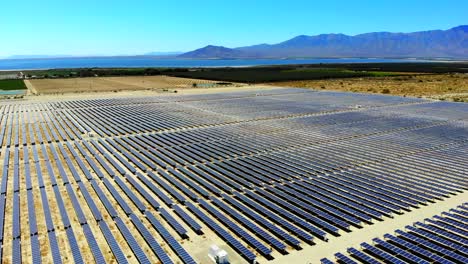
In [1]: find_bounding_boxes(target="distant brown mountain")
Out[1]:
[179,26,468,59]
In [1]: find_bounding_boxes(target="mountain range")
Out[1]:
[179,25,468,59]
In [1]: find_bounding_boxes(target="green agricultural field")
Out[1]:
[165,67,375,83]
[0,79,27,90]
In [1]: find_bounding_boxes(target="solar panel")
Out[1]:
[82,224,106,263]
[234,191,313,242]
[167,168,208,198]
[27,191,38,235]
[372,238,430,264]
[66,227,84,264]
[112,150,138,172]
[334,252,357,264]
[85,156,105,179]
[114,175,146,212]
[54,158,70,185]
[320,258,334,264]
[65,184,87,225]
[104,153,128,175]
[53,185,71,229]
[360,242,406,264]
[1,165,9,195]
[260,186,342,235]
[384,233,449,263]
[221,193,300,247]
[13,162,19,192]
[99,221,128,264]
[406,225,464,251]
[164,174,198,201]
[147,171,186,203]
[184,165,233,194]
[145,212,195,264]
[12,192,21,239]
[125,174,160,209]
[211,196,286,251]
[347,247,380,264]
[12,238,21,264]
[135,172,174,206]
[246,189,325,240]
[278,183,362,226]
[78,182,103,222]
[94,154,116,177]
[102,177,134,215]
[114,217,151,264]
[90,180,118,218]
[0,195,5,242]
[48,231,62,263]
[159,208,188,237]
[173,204,203,234]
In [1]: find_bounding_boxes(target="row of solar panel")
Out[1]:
[0,141,201,264]
[78,126,467,261]
[0,109,84,147]
[321,204,468,264]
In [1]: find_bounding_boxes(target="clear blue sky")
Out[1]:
[0,0,466,57]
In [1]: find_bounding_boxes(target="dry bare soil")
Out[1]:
[27,75,239,94]
[266,73,468,102]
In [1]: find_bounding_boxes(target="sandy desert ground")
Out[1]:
[266,73,468,102]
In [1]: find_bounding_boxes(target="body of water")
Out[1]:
[0,57,430,70]
[0,90,26,95]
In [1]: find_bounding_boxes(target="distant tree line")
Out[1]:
[25,68,191,79]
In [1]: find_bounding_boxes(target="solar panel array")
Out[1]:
[321,204,468,264]
[0,88,467,263]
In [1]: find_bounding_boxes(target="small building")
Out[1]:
[208,245,229,264]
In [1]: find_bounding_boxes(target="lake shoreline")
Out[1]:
[2,57,466,71]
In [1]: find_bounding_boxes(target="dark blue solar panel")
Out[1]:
[104,153,127,176]
[125,174,160,209]
[347,247,380,264]
[90,180,118,218]
[173,204,203,234]
[360,242,406,264]
[102,178,134,215]
[27,191,38,235]
[186,202,256,262]
[372,238,430,264]
[66,228,84,264]
[30,235,41,264]
[114,175,146,212]
[145,211,195,264]
[114,217,151,264]
[53,185,71,229]
[85,156,105,179]
[135,172,174,206]
[82,224,106,263]
[334,252,357,264]
[99,221,128,264]
[0,195,5,242]
[94,154,116,177]
[148,171,186,203]
[158,169,198,201]
[12,238,21,264]
[221,193,300,247]
[48,231,62,263]
[78,182,103,222]
[65,184,87,225]
[211,196,286,251]
[12,192,21,239]
[159,208,188,237]
[320,258,334,264]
